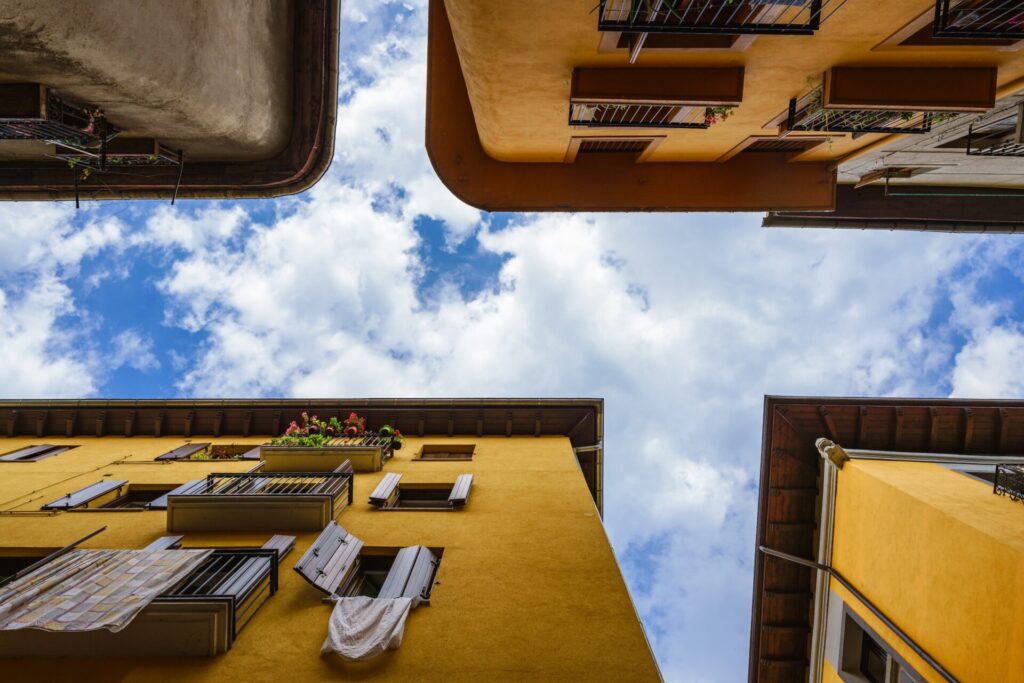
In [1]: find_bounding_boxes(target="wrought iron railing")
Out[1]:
[326,433,395,449]
[786,89,956,134]
[0,90,119,150]
[994,464,1024,502]
[597,0,849,35]
[933,0,1024,39]
[161,549,278,638]
[174,472,354,517]
[570,102,714,128]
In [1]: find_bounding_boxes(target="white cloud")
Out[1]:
[108,329,160,372]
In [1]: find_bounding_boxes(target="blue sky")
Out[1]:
[4,2,1024,680]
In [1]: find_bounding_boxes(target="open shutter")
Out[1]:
[0,445,69,462]
[148,480,204,509]
[293,521,364,596]
[154,442,211,461]
[42,480,127,510]
[448,474,473,507]
[368,472,402,508]
[262,535,296,559]
[144,535,184,550]
[378,546,439,605]
[240,446,262,460]
[333,459,354,475]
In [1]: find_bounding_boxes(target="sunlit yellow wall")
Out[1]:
[443,0,1024,164]
[830,460,1024,683]
[0,435,659,682]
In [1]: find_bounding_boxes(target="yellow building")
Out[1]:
[0,398,660,681]
[750,396,1024,682]
[427,0,1024,225]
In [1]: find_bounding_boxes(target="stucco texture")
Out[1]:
[0,0,293,161]
[831,460,1024,683]
[0,435,659,682]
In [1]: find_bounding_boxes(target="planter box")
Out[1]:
[260,445,383,473]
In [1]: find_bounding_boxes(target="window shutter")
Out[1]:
[378,546,439,605]
[0,445,69,462]
[448,474,474,507]
[42,480,128,509]
[154,442,211,461]
[240,446,262,460]
[293,521,364,596]
[333,459,354,474]
[148,480,204,509]
[144,535,184,550]
[368,472,402,507]
[262,535,296,559]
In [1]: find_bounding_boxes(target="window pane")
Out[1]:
[860,632,888,683]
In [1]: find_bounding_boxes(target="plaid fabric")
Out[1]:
[0,548,212,632]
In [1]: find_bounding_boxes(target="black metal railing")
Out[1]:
[326,433,395,449]
[160,549,278,638]
[0,91,119,150]
[934,0,1024,39]
[597,0,848,35]
[994,464,1024,502]
[786,90,956,134]
[966,104,1024,156]
[570,102,713,128]
[174,472,354,518]
[55,140,182,170]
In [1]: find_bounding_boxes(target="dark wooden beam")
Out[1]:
[124,411,135,438]
[476,414,483,437]
[535,412,542,437]
[35,413,45,438]
[6,410,17,437]
[774,406,807,440]
[447,413,454,437]
[95,411,106,437]
[272,410,282,436]
[818,406,838,442]
[183,411,194,437]
[243,410,253,437]
[856,407,868,447]
[566,411,593,438]
[154,411,164,437]
[771,447,817,476]
[892,407,904,450]
[506,412,513,437]
[418,413,425,437]
[213,411,223,437]
[962,408,974,454]
[928,408,939,451]
[998,408,1010,454]
[65,412,76,438]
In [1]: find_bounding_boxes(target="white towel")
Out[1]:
[320,596,414,661]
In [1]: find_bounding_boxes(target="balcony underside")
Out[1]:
[167,495,338,532]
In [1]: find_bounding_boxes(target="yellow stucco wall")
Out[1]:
[443,0,1024,165]
[830,460,1024,683]
[0,435,660,682]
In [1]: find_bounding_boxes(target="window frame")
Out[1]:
[415,444,476,462]
[0,444,77,462]
[839,606,923,683]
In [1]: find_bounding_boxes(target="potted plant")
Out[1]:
[262,411,384,472]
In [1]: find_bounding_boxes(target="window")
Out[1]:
[875,8,1023,50]
[368,473,473,510]
[946,463,998,485]
[416,444,475,461]
[100,485,179,510]
[840,610,922,683]
[154,443,260,461]
[564,136,664,163]
[0,444,77,462]
[294,522,442,602]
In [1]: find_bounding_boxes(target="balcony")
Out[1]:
[787,90,943,134]
[933,0,1024,40]
[570,102,716,129]
[967,102,1024,157]
[995,464,1024,502]
[0,84,119,152]
[596,0,846,36]
[165,472,353,532]
[0,548,278,657]
[261,433,395,472]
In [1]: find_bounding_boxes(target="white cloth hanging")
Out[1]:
[320,596,414,661]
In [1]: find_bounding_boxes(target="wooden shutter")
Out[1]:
[333,459,354,475]
[148,480,204,509]
[448,474,474,507]
[378,546,440,605]
[154,442,211,461]
[0,444,69,462]
[262,535,296,559]
[144,535,184,550]
[42,480,127,509]
[240,446,262,460]
[293,521,364,596]
[368,472,402,508]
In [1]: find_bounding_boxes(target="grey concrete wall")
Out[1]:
[0,0,293,161]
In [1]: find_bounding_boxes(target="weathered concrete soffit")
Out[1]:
[0,0,339,202]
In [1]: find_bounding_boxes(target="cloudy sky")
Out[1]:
[4,2,1024,680]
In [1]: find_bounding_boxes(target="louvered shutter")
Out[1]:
[448,474,474,507]
[293,521,364,596]
[368,472,402,507]
[148,480,204,509]
[42,480,127,509]
[378,546,439,606]
[0,445,68,462]
[144,535,184,550]
[154,442,211,461]
[262,535,296,559]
